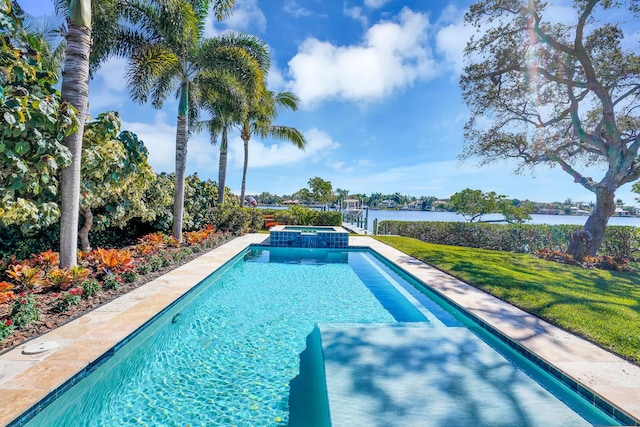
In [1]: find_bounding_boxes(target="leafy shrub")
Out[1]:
[54,288,83,312]
[46,268,73,291]
[313,211,342,226]
[273,210,296,225]
[95,248,134,273]
[536,248,630,271]
[102,274,123,291]
[289,206,318,225]
[5,263,46,290]
[81,278,101,297]
[10,292,40,329]
[137,263,151,275]
[122,268,138,283]
[207,205,253,233]
[0,319,14,341]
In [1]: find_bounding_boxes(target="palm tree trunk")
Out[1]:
[173,114,188,243]
[240,136,249,204]
[217,127,228,205]
[59,22,91,268]
[172,82,189,243]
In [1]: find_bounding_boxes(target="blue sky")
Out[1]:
[16,0,640,205]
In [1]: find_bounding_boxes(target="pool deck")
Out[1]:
[0,234,639,426]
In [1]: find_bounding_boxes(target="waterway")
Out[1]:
[258,206,640,233]
[362,210,640,233]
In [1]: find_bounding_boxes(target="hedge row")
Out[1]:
[261,208,342,227]
[378,221,640,260]
[1,205,263,261]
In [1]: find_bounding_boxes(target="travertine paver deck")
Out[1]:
[0,234,638,426]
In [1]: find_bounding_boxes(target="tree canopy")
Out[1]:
[461,0,640,258]
[449,188,532,223]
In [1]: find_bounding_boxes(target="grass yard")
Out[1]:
[375,235,640,364]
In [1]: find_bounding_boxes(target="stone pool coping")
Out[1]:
[0,234,638,426]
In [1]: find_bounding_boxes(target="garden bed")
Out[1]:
[0,229,236,355]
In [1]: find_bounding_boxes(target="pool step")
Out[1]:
[316,323,592,427]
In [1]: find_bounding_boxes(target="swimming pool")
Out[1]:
[21,246,623,426]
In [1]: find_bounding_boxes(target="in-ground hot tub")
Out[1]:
[269,225,349,248]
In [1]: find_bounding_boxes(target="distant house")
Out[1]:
[570,206,590,215]
[406,201,420,210]
[378,199,397,209]
[614,207,632,217]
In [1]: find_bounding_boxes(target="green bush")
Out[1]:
[102,274,123,290]
[207,205,252,233]
[273,210,297,225]
[0,319,14,341]
[10,292,40,329]
[313,211,342,226]
[81,278,101,297]
[378,221,640,260]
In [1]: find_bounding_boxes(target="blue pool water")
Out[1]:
[24,247,622,426]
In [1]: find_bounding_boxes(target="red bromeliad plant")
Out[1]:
[95,248,134,274]
[0,282,14,304]
[32,251,60,270]
[5,263,46,290]
[70,266,90,286]
[185,230,209,245]
[135,243,154,255]
[45,268,74,291]
[139,232,167,247]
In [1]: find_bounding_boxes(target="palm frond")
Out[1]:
[210,0,235,21]
[273,91,301,112]
[262,126,307,149]
[126,43,180,104]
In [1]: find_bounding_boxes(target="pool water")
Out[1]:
[24,247,621,426]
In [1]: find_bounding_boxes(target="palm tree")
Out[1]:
[194,70,251,205]
[54,0,130,267]
[122,0,268,241]
[239,91,306,204]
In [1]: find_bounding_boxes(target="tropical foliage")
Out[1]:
[0,1,78,234]
[79,111,155,251]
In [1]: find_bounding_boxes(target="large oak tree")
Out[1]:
[460,0,640,258]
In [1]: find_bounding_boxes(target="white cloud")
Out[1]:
[267,62,286,91]
[333,158,373,172]
[344,4,367,27]
[228,128,341,168]
[435,7,473,76]
[364,0,391,9]
[287,8,435,107]
[88,57,129,112]
[283,0,312,17]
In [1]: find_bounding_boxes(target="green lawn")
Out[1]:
[375,235,640,364]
